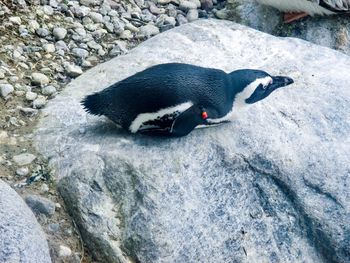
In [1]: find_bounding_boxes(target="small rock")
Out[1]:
[186,9,198,22]
[16,167,29,176]
[72,48,89,59]
[28,20,40,33]
[43,43,55,53]
[0,131,8,144]
[89,12,104,23]
[19,107,39,117]
[149,3,165,15]
[13,153,36,166]
[41,85,57,96]
[80,0,96,6]
[64,63,83,77]
[43,5,54,15]
[32,72,50,85]
[33,95,47,109]
[158,0,171,4]
[87,40,102,50]
[125,23,139,33]
[0,83,14,98]
[0,70,5,79]
[40,183,49,193]
[36,28,50,37]
[55,40,69,51]
[160,24,174,32]
[47,223,60,233]
[215,8,229,20]
[120,30,133,40]
[25,91,38,101]
[9,16,21,25]
[189,0,201,8]
[71,5,90,17]
[53,27,67,40]
[138,24,160,38]
[25,195,55,217]
[200,0,213,11]
[179,0,197,11]
[176,14,188,25]
[49,0,58,7]
[164,16,176,26]
[58,245,72,258]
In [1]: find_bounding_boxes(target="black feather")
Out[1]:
[81,93,105,116]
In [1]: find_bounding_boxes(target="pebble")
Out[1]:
[55,40,69,51]
[13,153,36,166]
[36,28,50,37]
[176,14,188,25]
[48,223,60,233]
[89,12,104,23]
[41,85,57,96]
[0,131,8,144]
[53,27,67,40]
[58,245,72,258]
[72,47,89,59]
[19,107,39,117]
[25,195,56,217]
[25,91,38,101]
[43,5,54,15]
[40,183,49,193]
[32,95,47,109]
[200,0,213,11]
[43,43,56,53]
[0,70,5,79]
[87,40,102,50]
[186,9,198,22]
[32,72,50,85]
[179,0,197,11]
[120,30,133,40]
[16,167,29,176]
[28,20,40,33]
[0,83,14,98]
[9,16,22,25]
[64,63,83,77]
[138,24,160,38]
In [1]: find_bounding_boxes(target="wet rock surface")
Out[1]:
[35,20,350,263]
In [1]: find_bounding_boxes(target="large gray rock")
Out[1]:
[219,0,350,55]
[0,180,51,263]
[34,20,350,263]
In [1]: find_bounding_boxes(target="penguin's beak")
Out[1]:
[270,76,294,90]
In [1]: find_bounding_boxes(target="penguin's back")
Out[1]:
[82,63,232,131]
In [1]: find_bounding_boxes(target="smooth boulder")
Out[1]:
[34,20,350,263]
[0,180,51,263]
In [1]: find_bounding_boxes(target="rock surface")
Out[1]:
[219,0,350,55]
[0,180,51,263]
[34,20,350,263]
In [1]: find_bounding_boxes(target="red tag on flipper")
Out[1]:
[201,111,208,120]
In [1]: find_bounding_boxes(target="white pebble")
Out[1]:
[0,84,14,98]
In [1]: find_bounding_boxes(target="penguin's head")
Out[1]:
[230,69,294,106]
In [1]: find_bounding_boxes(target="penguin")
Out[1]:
[81,63,294,137]
[256,0,350,23]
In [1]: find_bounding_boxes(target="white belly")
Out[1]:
[257,0,335,15]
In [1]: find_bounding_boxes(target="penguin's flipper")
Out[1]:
[170,105,204,137]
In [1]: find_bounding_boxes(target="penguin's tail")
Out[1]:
[81,93,105,116]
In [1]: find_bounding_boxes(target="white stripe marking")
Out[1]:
[129,102,193,133]
[207,76,272,124]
